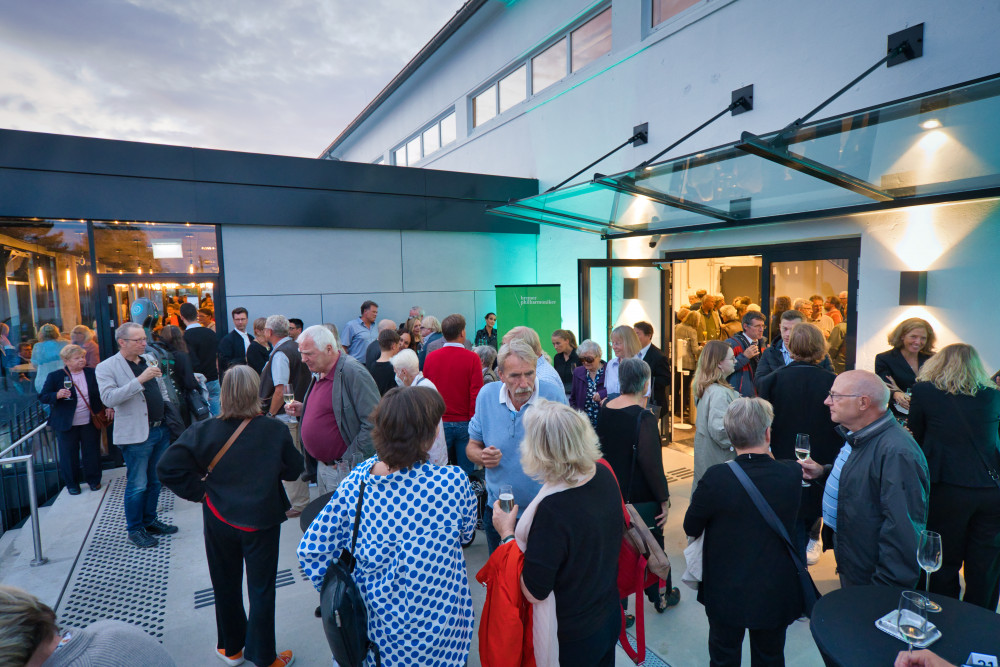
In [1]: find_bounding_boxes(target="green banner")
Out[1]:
[495,284,562,359]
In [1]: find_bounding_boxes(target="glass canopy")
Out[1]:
[487,74,1000,237]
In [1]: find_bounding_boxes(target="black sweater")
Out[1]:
[183,326,219,381]
[157,416,303,529]
[595,403,669,504]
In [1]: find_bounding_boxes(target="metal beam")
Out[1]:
[736,132,895,202]
[484,208,606,235]
[505,203,632,232]
[592,176,736,222]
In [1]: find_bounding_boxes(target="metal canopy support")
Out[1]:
[545,128,649,193]
[592,176,736,222]
[736,132,895,202]
[485,208,606,235]
[505,203,631,232]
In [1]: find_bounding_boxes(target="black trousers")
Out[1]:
[924,482,1000,610]
[56,423,102,489]
[558,607,619,666]
[708,621,787,667]
[203,506,281,667]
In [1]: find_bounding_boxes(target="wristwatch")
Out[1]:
[266,412,274,418]
[500,535,516,545]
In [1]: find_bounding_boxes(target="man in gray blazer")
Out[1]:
[96,322,179,548]
[285,324,379,494]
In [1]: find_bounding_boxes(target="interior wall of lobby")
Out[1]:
[323,0,1000,372]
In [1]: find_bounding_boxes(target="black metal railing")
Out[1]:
[0,403,62,543]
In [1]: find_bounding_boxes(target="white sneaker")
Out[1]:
[806,537,822,566]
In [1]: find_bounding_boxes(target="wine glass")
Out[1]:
[282,386,297,422]
[62,378,73,398]
[147,356,159,369]
[917,530,943,612]
[794,434,811,487]
[896,591,929,654]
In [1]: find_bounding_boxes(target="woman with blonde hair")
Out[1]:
[603,324,644,399]
[691,340,738,492]
[31,323,67,394]
[158,365,302,667]
[491,399,623,666]
[875,317,935,419]
[908,343,1000,610]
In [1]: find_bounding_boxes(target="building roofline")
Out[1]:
[319,0,488,159]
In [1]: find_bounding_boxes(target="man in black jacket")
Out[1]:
[755,310,833,389]
[181,302,220,416]
[634,321,670,419]
[217,306,251,379]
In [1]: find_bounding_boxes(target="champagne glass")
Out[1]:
[896,591,929,654]
[499,485,514,513]
[917,530,943,612]
[282,386,297,423]
[63,378,73,398]
[794,433,811,487]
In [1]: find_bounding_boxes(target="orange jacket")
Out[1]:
[475,540,536,667]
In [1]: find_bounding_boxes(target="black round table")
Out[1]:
[810,585,1000,666]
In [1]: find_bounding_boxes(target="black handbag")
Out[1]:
[726,460,821,617]
[319,480,380,667]
[186,387,210,421]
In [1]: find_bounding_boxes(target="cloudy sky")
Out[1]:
[0,0,465,157]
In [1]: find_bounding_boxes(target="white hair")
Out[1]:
[265,314,289,337]
[391,348,419,374]
[298,324,338,350]
[497,339,537,372]
[577,339,602,359]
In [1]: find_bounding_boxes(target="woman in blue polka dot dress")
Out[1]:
[298,386,477,666]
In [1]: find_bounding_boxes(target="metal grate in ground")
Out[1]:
[56,476,176,639]
[192,569,299,609]
[621,630,674,666]
[664,466,694,483]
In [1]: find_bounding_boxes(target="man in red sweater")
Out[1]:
[423,313,483,475]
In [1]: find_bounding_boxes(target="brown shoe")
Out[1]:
[285,509,302,518]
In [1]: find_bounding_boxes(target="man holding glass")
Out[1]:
[96,322,178,549]
[799,370,929,587]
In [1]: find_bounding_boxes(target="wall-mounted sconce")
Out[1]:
[623,277,639,300]
[899,270,927,306]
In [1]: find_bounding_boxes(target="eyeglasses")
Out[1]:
[579,356,597,363]
[827,391,862,400]
[121,338,147,343]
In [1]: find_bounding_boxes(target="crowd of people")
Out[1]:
[2,290,999,667]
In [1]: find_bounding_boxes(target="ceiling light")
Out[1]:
[920,119,941,130]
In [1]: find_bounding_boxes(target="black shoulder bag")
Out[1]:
[319,480,381,667]
[948,394,1000,490]
[726,460,821,616]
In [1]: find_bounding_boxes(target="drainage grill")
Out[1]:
[192,569,299,609]
[622,631,674,667]
[665,467,694,483]
[58,476,175,638]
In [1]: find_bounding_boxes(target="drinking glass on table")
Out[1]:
[794,434,811,487]
[917,529,943,612]
[499,485,514,513]
[896,591,929,655]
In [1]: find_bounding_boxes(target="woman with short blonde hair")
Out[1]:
[491,399,623,666]
[691,340,738,492]
[604,325,644,398]
[31,323,67,393]
[909,343,1000,609]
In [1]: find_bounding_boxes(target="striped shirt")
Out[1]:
[822,442,852,532]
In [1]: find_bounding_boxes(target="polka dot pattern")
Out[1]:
[298,458,477,666]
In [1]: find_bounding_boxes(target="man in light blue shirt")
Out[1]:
[501,325,568,403]
[342,300,378,362]
[467,339,567,553]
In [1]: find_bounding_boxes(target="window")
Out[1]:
[93,221,218,275]
[499,66,527,113]
[572,8,612,72]
[406,137,421,165]
[440,112,457,145]
[393,146,407,166]
[473,86,497,127]
[422,126,440,156]
[532,38,567,94]
[652,0,700,27]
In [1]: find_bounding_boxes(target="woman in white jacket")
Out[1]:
[691,340,738,493]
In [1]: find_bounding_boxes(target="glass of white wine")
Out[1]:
[917,530,943,613]
[499,485,514,513]
[62,378,73,398]
[282,386,297,423]
[896,591,929,654]
[147,356,158,368]
[794,433,811,487]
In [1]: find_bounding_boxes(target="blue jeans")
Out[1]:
[443,421,474,476]
[121,425,171,532]
[206,379,221,417]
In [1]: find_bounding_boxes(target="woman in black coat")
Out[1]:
[157,366,303,667]
[757,322,839,563]
[595,358,676,616]
[154,325,199,424]
[908,343,1000,610]
[874,317,935,420]
[38,344,109,494]
[684,397,803,666]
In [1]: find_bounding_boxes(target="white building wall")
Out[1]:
[329,0,1000,342]
[221,225,537,337]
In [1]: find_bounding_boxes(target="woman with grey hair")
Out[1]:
[595,358,677,618]
[570,339,607,427]
[474,345,498,383]
[491,399,623,666]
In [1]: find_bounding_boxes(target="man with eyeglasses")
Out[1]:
[799,370,929,588]
[96,322,179,549]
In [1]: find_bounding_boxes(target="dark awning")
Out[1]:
[487,73,1000,238]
